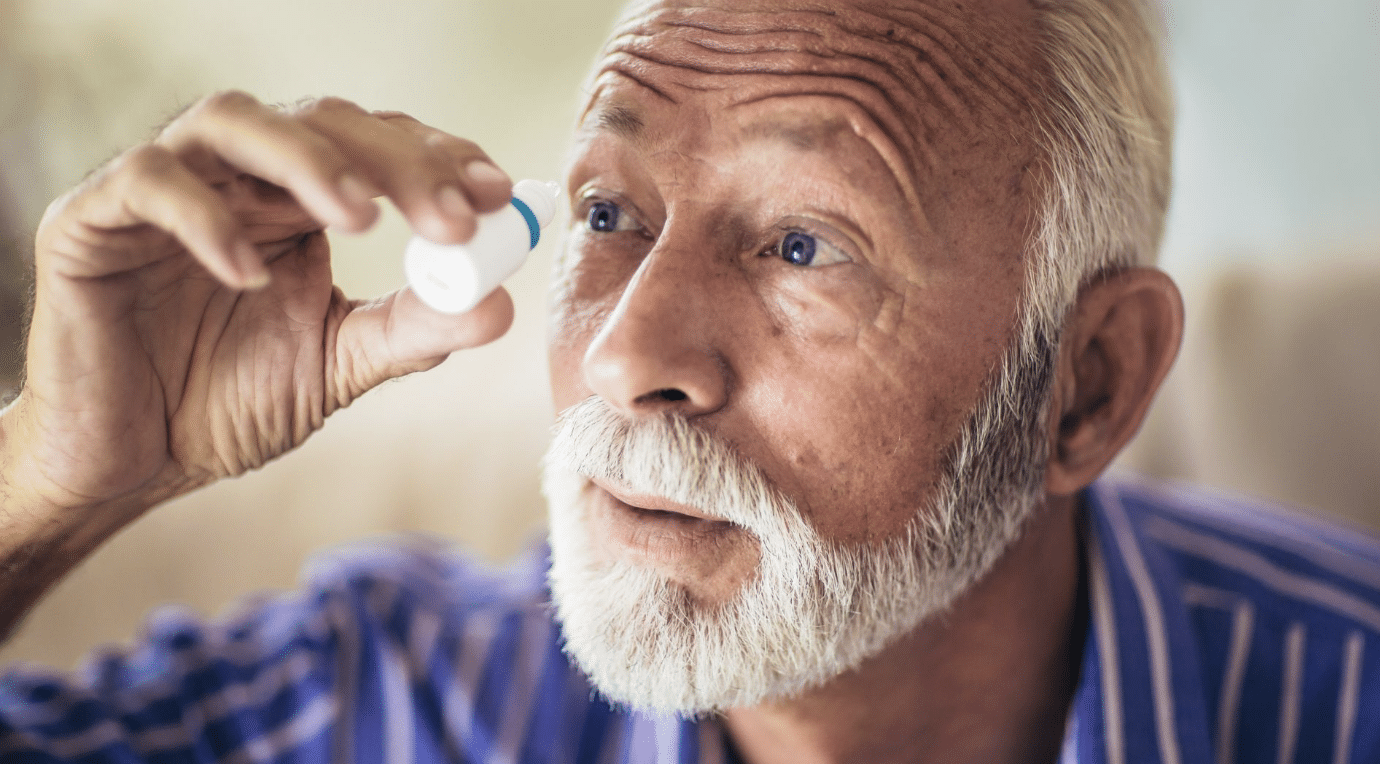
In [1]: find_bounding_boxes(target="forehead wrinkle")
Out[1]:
[602,23,934,176]
[876,3,1038,116]
[586,1,1047,236]
[614,4,1038,119]
[597,4,1043,163]
[730,88,930,221]
[588,54,684,109]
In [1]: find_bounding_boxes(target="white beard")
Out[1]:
[542,327,1057,715]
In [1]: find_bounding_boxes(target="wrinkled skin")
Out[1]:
[544,2,1181,763]
[551,0,1047,590]
[549,0,1043,612]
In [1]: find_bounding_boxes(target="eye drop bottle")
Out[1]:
[405,179,561,314]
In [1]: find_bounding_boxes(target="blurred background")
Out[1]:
[0,0,1376,668]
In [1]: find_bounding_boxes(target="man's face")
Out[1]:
[543,0,1050,710]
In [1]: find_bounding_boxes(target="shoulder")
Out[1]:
[1087,474,1380,762]
[1088,473,1380,628]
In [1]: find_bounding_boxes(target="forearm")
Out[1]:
[0,402,150,643]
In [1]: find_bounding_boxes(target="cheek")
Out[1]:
[736,354,956,545]
[547,236,638,408]
[736,283,1008,544]
[755,264,885,343]
[553,230,645,309]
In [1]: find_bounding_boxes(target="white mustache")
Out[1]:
[544,396,811,543]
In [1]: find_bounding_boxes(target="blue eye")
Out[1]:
[778,232,817,266]
[587,201,621,232]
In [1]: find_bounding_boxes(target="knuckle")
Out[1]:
[411,143,459,179]
[36,186,80,238]
[300,137,352,178]
[164,90,261,137]
[293,95,365,121]
[109,144,176,186]
[198,89,260,116]
[424,132,482,159]
[372,109,418,125]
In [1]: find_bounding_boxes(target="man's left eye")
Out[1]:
[771,232,849,267]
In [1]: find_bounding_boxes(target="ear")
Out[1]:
[1044,268,1184,497]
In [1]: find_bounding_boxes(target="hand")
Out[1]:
[5,92,516,512]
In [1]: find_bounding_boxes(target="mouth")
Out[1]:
[584,477,748,573]
[588,478,729,524]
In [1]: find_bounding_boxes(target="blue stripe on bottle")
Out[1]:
[511,198,541,249]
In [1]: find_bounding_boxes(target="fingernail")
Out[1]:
[465,161,510,188]
[338,174,378,207]
[437,185,472,219]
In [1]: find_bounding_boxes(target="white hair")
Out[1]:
[1023,0,1175,340]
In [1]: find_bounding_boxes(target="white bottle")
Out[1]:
[405,179,561,314]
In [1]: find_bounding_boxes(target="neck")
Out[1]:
[723,494,1087,764]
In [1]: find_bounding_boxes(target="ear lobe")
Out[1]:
[1044,268,1184,497]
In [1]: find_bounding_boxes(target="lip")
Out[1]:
[588,477,728,524]
[583,477,750,576]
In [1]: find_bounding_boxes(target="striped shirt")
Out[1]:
[2,474,1379,763]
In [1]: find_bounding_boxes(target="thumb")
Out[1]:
[329,285,515,409]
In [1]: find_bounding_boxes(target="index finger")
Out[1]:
[157,90,381,234]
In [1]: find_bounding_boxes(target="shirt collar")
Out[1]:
[1069,477,1216,764]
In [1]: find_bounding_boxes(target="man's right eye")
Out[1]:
[587,201,623,232]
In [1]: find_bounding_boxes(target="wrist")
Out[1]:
[0,398,157,641]
[0,397,148,534]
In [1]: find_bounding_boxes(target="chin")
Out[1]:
[538,361,1055,715]
[541,464,999,715]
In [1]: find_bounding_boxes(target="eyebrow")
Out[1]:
[588,101,845,154]
[741,118,850,152]
[592,103,646,141]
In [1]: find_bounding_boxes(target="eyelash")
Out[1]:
[580,198,851,268]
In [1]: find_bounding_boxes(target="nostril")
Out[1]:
[650,388,689,403]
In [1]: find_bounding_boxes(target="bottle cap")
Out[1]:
[405,179,561,315]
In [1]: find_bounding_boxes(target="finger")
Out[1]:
[374,111,513,213]
[42,144,267,289]
[293,100,509,244]
[158,90,381,235]
[329,286,515,407]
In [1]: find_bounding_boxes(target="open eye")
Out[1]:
[771,231,851,267]
[585,200,639,233]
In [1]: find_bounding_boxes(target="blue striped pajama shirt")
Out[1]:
[3,474,1379,763]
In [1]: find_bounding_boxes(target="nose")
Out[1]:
[581,246,730,418]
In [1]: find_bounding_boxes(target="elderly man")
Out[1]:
[1,0,1378,762]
